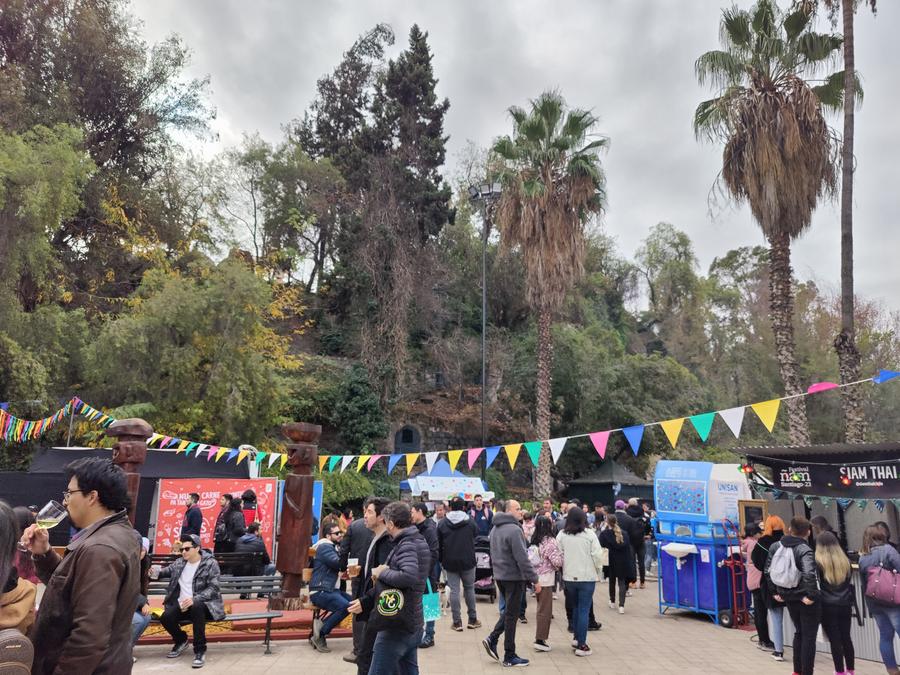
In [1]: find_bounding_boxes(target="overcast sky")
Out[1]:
[132,0,899,311]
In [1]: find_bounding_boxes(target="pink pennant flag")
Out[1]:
[207,446,217,461]
[589,431,610,459]
[807,381,839,394]
[467,448,484,470]
[367,454,383,471]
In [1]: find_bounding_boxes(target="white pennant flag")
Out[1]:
[548,437,568,464]
[340,455,355,473]
[195,444,208,459]
[268,453,281,468]
[425,452,439,474]
[718,407,746,438]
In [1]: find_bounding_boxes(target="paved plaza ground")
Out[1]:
[133,578,885,674]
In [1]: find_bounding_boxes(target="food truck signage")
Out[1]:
[765,458,900,498]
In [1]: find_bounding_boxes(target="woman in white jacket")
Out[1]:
[556,507,603,657]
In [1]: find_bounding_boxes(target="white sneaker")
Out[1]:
[618,606,625,614]
[574,644,592,657]
[571,639,578,648]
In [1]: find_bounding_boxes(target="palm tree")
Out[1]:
[694,0,845,445]
[492,91,606,497]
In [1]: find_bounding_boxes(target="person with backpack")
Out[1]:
[741,522,770,651]
[815,531,855,675]
[752,515,786,660]
[529,514,562,653]
[859,524,900,675]
[765,516,820,675]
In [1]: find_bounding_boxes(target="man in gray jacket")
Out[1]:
[482,499,539,668]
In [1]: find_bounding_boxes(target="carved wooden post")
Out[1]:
[106,418,153,526]
[271,422,320,608]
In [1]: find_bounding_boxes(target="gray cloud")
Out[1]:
[133,0,900,310]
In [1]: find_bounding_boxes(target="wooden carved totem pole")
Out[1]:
[106,418,153,525]
[271,422,320,609]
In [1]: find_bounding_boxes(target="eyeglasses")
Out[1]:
[181,546,194,552]
[62,489,86,501]
[329,531,342,537]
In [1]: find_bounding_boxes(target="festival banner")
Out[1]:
[758,457,900,498]
[153,477,277,554]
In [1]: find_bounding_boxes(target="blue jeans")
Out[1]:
[422,620,435,642]
[368,629,420,675]
[768,605,784,653]
[872,606,900,669]
[132,610,152,645]
[569,581,595,647]
[311,589,351,638]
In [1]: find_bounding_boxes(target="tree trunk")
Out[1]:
[835,0,867,443]
[767,232,810,445]
[533,307,553,498]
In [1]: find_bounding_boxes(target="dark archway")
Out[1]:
[393,425,421,454]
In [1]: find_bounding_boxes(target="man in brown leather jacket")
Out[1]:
[22,457,140,674]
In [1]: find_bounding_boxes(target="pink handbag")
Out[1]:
[865,564,900,606]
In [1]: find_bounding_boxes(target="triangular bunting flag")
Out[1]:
[873,369,900,384]
[717,407,745,438]
[163,437,175,451]
[167,437,180,449]
[750,399,780,432]
[857,499,868,510]
[405,453,420,474]
[340,455,355,473]
[280,453,289,470]
[770,489,783,500]
[195,445,209,459]
[548,438,567,464]
[875,499,886,512]
[148,433,162,446]
[892,499,900,512]
[689,412,716,442]
[622,425,644,456]
[367,455,383,471]
[505,444,521,469]
[802,495,814,508]
[589,431,610,459]
[425,452,439,474]
[807,381,839,394]
[837,498,853,509]
[357,455,372,472]
[388,454,403,474]
[467,448,484,470]
[226,449,238,463]
[254,451,267,466]
[447,450,463,472]
[319,455,330,472]
[485,446,502,469]
[819,496,831,507]
[186,441,199,453]
[207,446,217,461]
[237,450,249,465]
[268,453,281,468]
[659,419,684,449]
[215,448,227,462]
[523,441,542,467]
[328,455,341,472]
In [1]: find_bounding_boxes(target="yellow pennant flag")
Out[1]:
[237,449,250,465]
[660,418,685,449]
[357,455,372,472]
[148,433,162,446]
[215,448,227,462]
[280,453,289,470]
[505,444,521,469]
[319,455,330,472]
[405,453,420,474]
[177,440,190,452]
[751,399,781,432]
[447,449,464,472]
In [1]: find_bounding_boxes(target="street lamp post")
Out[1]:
[468,182,502,480]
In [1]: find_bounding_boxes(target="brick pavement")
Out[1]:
[133,578,884,674]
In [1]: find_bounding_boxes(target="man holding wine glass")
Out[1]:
[20,457,141,674]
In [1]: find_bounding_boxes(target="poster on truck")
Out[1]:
[153,477,277,554]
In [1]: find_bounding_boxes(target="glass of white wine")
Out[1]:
[36,500,67,529]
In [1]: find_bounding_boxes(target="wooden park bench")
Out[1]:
[147,575,283,654]
[149,551,266,573]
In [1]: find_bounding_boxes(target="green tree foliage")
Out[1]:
[332,365,390,452]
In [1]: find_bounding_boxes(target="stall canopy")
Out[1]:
[565,459,654,506]
[400,459,491,501]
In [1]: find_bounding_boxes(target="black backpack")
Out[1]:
[0,628,33,674]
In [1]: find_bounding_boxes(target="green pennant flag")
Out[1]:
[523,441,542,467]
[689,412,716,442]
[327,455,341,473]
[856,499,868,510]
[254,451,267,466]
[802,495,814,508]
[819,496,831,507]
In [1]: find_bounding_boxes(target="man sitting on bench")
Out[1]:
[151,534,225,669]
[309,523,351,653]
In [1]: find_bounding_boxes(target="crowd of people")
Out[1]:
[742,513,900,675]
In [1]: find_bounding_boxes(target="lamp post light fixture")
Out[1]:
[468,181,502,478]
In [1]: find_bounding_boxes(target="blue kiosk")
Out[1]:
[655,460,752,627]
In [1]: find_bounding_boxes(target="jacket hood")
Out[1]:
[392,525,420,543]
[780,534,809,549]
[445,511,470,526]
[313,537,335,551]
[492,512,520,528]
[239,533,261,544]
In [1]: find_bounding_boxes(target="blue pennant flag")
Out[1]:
[875,499,886,512]
[387,454,403,474]
[484,446,502,469]
[770,489,783,500]
[836,498,854,509]
[622,425,644,456]
[226,449,238,463]
[874,369,900,384]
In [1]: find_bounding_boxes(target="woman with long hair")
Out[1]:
[530,515,562,653]
[556,507,602,657]
[752,514,786,661]
[598,513,635,614]
[741,522,769,650]
[859,524,900,674]
[815,531,854,674]
[13,506,39,585]
[0,500,36,634]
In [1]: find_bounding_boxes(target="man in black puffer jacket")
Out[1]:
[351,501,430,675]
[765,516,820,675]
